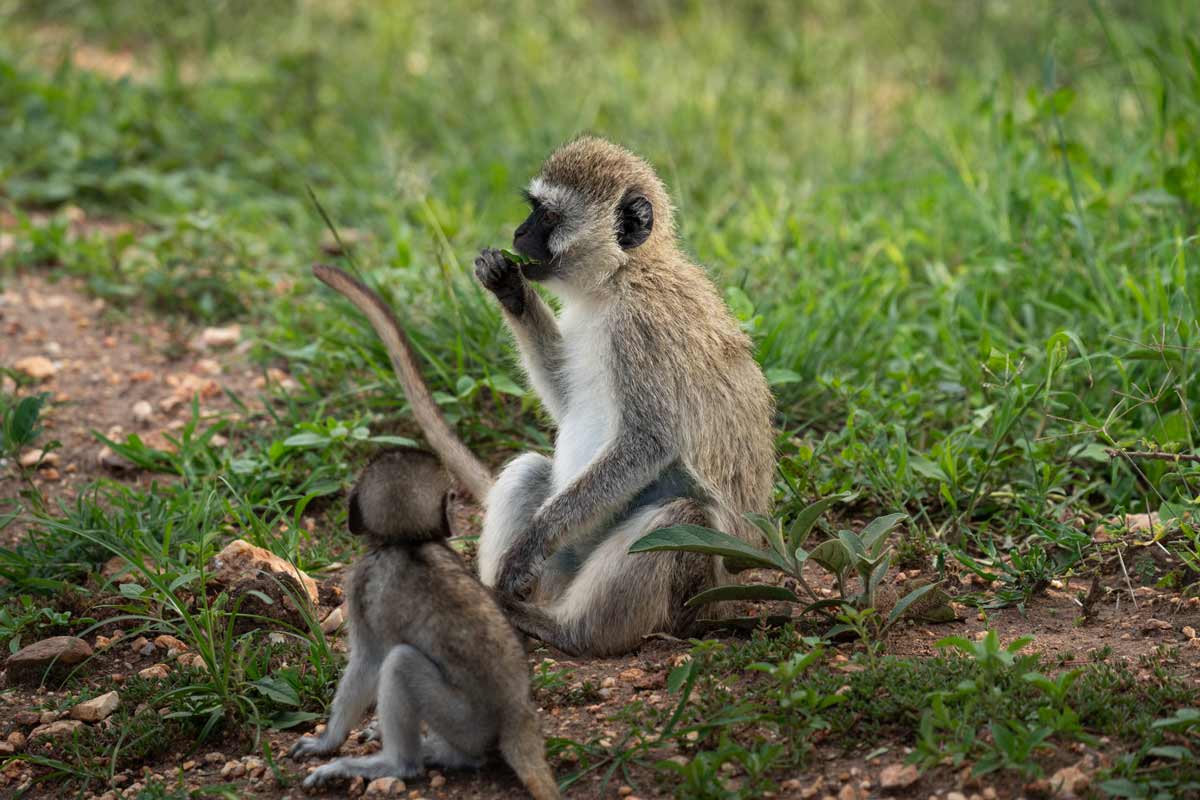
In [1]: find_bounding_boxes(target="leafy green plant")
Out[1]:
[936,630,1035,691]
[1,391,51,461]
[629,497,942,639]
[0,595,87,653]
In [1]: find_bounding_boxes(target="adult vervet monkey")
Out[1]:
[313,136,774,656]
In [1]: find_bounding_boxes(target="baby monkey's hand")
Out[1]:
[474,248,527,316]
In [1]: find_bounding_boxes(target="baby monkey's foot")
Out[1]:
[289,733,342,761]
[421,732,484,770]
[302,754,423,788]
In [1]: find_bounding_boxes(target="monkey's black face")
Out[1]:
[514,186,655,283]
[512,197,559,280]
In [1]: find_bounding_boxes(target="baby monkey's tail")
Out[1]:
[312,264,494,503]
[499,709,561,800]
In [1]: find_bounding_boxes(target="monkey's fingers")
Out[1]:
[312,264,494,503]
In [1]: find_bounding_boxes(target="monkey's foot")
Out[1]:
[289,734,342,760]
[302,755,423,788]
[421,732,485,770]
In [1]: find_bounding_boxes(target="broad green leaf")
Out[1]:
[666,660,694,693]
[1148,411,1190,446]
[786,494,849,552]
[685,584,800,608]
[838,530,866,560]
[282,432,327,448]
[799,598,848,617]
[1006,635,1034,654]
[268,711,323,730]
[369,435,418,447]
[860,513,907,554]
[1123,347,1183,365]
[486,374,527,396]
[886,582,938,625]
[252,677,300,706]
[935,636,976,655]
[629,525,792,573]
[1146,746,1192,761]
[824,623,857,640]
[1152,708,1200,731]
[866,554,891,598]
[745,512,788,561]
[809,539,851,576]
[3,393,48,448]
[909,453,948,482]
[765,368,802,386]
[1096,779,1144,797]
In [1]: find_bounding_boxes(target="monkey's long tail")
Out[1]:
[312,264,494,503]
[499,711,561,800]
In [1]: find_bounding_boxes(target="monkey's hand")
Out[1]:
[495,535,546,600]
[474,247,527,316]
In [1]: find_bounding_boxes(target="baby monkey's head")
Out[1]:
[348,448,454,543]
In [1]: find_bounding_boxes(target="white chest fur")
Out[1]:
[551,303,618,492]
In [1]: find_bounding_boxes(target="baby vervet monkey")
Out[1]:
[290,448,560,800]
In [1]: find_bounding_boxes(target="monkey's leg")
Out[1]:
[478,453,554,589]
[303,645,494,788]
[290,643,380,760]
[504,499,713,657]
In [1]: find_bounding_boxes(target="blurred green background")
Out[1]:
[1,1,1198,576]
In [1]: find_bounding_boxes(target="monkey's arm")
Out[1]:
[502,284,569,423]
[475,249,568,422]
[495,423,674,597]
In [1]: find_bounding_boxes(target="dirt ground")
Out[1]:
[2,271,1199,800]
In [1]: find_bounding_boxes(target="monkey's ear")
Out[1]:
[617,192,653,249]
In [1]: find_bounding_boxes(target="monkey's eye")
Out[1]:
[542,209,561,227]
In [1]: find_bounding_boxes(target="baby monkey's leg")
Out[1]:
[304,645,494,787]
[290,642,379,759]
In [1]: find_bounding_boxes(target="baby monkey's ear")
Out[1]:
[347,488,368,536]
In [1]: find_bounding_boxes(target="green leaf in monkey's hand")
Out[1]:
[501,249,535,265]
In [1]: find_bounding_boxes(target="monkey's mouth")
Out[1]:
[519,257,557,282]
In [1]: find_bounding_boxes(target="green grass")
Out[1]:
[549,630,1198,798]
[0,0,1198,796]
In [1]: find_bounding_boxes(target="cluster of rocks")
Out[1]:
[310,770,444,798]
[84,752,277,800]
[1,690,120,755]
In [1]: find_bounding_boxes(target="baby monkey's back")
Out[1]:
[294,449,559,800]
